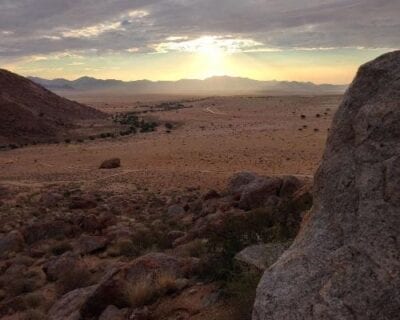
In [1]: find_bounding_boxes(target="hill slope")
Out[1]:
[0,69,105,145]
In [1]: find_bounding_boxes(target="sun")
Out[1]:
[192,36,227,78]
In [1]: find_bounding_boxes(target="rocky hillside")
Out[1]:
[0,172,311,320]
[0,69,105,145]
[253,51,400,319]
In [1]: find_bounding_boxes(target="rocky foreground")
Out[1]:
[0,172,311,320]
[253,51,400,319]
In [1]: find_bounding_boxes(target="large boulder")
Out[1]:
[253,51,400,319]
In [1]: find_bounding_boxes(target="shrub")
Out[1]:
[165,123,174,130]
[50,241,73,256]
[23,292,43,309]
[9,278,38,296]
[22,309,46,320]
[202,198,312,281]
[107,239,139,258]
[124,272,177,308]
[65,139,71,144]
[57,265,92,295]
[124,278,158,307]
[155,272,177,295]
[223,268,262,320]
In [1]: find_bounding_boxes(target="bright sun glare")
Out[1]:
[191,36,227,78]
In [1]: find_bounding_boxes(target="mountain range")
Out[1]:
[29,75,347,96]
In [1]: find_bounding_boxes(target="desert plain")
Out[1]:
[0,95,340,192]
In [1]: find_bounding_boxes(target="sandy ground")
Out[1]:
[0,95,341,192]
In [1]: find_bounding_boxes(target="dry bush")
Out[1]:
[22,309,46,320]
[155,272,177,294]
[124,272,177,307]
[107,239,139,258]
[124,277,158,308]
[8,278,38,296]
[50,241,73,256]
[23,292,43,309]
[57,265,93,295]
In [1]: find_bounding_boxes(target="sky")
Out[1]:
[0,0,398,84]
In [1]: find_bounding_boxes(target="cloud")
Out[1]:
[153,35,266,54]
[0,0,398,61]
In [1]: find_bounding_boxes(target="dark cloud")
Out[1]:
[0,0,398,59]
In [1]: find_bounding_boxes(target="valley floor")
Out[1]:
[0,95,340,192]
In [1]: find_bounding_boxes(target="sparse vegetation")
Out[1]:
[124,278,158,307]
[57,265,93,294]
[50,241,73,256]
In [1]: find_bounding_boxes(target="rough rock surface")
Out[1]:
[253,51,400,319]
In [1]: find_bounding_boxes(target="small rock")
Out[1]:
[43,252,83,281]
[69,197,97,210]
[168,204,185,215]
[48,285,97,320]
[21,220,76,244]
[77,235,108,255]
[238,176,282,210]
[0,231,25,258]
[99,158,121,169]
[235,242,291,270]
[228,171,258,194]
[203,189,220,201]
[99,305,126,320]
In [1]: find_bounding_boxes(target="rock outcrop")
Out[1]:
[253,51,400,319]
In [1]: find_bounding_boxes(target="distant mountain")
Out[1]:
[0,69,105,145]
[29,75,347,96]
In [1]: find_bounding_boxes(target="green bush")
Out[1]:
[202,197,312,281]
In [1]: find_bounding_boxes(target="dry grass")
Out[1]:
[124,271,177,307]
[22,309,46,320]
[156,272,178,294]
[57,265,93,295]
[124,277,158,307]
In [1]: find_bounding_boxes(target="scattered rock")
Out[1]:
[167,204,185,215]
[43,252,83,281]
[40,192,64,207]
[99,305,126,320]
[238,176,282,210]
[278,175,303,198]
[0,231,25,258]
[99,158,121,169]
[48,285,97,320]
[202,189,220,201]
[77,235,108,255]
[69,196,97,210]
[21,220,76,244]
[228,171,258,195]
[253,51,400,320]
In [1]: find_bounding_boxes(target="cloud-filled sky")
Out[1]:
[0,0,398,83]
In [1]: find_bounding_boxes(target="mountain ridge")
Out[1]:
[29,75,348,95]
